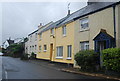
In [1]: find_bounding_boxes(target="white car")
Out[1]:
[0,52,3,56]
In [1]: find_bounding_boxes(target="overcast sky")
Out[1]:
[0,2,87,45]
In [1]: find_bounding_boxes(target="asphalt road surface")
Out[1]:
[2,56,102,79]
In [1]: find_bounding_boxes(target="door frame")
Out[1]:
[50,43,53,61]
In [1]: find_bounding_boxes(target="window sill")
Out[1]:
[80,28,90,32]
[50,34,55,38]
[66,57,72,60]
[56,57,63,59]
[43,50,47,52]
[63,35,66,37]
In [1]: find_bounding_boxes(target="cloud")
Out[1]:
[1,2,87,45]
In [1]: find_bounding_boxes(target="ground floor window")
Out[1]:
[67,45,72,58]
[56,46,63,57]
[80,41,89,51]
[39,45,42,52]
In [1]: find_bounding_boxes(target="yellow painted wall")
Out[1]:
[74,7,115,55]
[36,4,120,65]
[53,22,75,64]
[37,30,51,60]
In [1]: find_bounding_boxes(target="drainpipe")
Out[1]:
[113,5,116,47]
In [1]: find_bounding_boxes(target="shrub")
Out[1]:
[75,50,99,72]
[20,54,29,60]
[30,52,36,59]
[102,48,120,72]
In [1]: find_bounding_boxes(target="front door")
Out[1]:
[98,41,106,67]
[50,44,53,61]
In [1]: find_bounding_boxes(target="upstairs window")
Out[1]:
[44,45,47,52]
[30,35,32,42]
[80,17,89,30]
[80,41,89,51]
[62,26,66,36]
[39,33,42,40]
[51,28,54,35]
[35,45,37,50]
[35,33,37,41]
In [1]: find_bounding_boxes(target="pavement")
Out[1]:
[29,58,120,81]
[2,56,103,79]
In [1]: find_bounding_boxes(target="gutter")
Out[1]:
[113,5,116,47]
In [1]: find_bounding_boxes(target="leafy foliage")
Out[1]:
[20,53,29,60]
[75,50,99,72]
[102,48,120,72]
[6,43,24,58]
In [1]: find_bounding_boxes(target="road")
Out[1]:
[2,56,102,79]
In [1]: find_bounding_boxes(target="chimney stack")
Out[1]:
[68,10,70,16]
[38,23,42,29]
[67,3,70,16]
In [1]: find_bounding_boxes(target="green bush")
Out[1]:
[30,52,36,59]
[20,54,29,60]
[6,44,24,58]
[102,48,120,72]
[75,50,99,72]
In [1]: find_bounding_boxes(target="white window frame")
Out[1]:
[80,41,89,51]
[30,35,32,42]
[62,26,66,36]
[35,33,37,41]
[67,45,72,59]
[35,45,37,50]
[80,17,89,31]
[39,45,42,52]
[44,45,47,52]
[56,46,63,58]
[39,33,42,40]
[51,28,54,35]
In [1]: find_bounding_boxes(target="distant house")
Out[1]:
[14,38,24,44]
[2,38,14,49]
[25,21,53,57]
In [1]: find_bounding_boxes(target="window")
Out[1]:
[30,46,31,50]
[62,26,66,36]
[39,46,42,52]
[35,45,37,50]
[67,45,72,59]
[80,41,89,51]
[56,46,63,58]
[51,28,54,35]
[44,45,47,52]
[80,17,89,30]
[32,46,34,50]
[30,35,32,42]
[35,33,37,41]
[39,33,42,40]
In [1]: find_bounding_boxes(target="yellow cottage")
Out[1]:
[37,2,120,66]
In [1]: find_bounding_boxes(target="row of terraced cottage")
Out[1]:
[25,1,120,67]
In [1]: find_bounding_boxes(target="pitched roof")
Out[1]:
[7,39,14,45]
[41,2,120,33]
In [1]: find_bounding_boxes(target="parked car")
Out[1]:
[0,52,3,56]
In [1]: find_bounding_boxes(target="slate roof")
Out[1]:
[41,2,120,33]
[28,29,38,36]
[7,39,14,45]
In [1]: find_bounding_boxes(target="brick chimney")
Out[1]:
[38,23,42,29]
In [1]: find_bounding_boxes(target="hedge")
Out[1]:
[102,48,120,72]
[75,50,99,72]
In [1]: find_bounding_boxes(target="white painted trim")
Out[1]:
[56,57,63,59]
